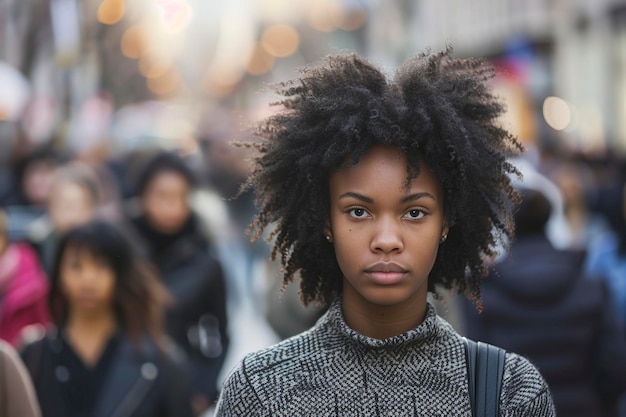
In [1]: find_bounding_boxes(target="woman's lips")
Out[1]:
[365,262,408,285]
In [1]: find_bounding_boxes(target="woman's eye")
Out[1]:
[348,208,369,218]
[404,209,425,220]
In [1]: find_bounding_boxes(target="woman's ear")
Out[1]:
[440,222,449,244]
[323,224,333,243]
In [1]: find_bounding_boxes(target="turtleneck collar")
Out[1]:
[322,298,441,349]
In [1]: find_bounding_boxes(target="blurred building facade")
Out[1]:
[365,0,626,156]
[1,0,626,158]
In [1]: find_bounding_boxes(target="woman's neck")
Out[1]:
[341,291,427,340]
[64,310,118,367]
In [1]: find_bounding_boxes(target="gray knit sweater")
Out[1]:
[216,301,555,416]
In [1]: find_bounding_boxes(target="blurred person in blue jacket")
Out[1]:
[586,172,626,416]
[123,150,228,415]
[20,220,194,417]
[463,187,626,417]
[586,177,626,331]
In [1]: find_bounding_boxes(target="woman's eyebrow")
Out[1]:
[338,191,435,204]
[400,192,436,204]
[338,192,374,203]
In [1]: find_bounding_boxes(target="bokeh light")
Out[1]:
[139,56,171,79]
[308,1,340,32]
[261,24,300,58]
[121,25,149,59]
[543,96,572,131]
[247,43,275,75]
[97,0,125,25]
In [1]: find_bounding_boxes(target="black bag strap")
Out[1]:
[464,338,506,417]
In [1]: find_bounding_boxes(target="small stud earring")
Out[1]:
[440,234,447,243]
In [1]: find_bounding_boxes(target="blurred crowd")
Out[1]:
[1,97,625,417]
[0,140,256,416]
[0,100,322,416]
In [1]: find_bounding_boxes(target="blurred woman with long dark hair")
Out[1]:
[20,220,194,417]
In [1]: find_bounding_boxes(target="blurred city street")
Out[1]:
[1,0,626,416]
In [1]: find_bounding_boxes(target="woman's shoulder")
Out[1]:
[243,325,327,376]
[500,352,556,415]
[223,324,330,388]
[216,328,328,416]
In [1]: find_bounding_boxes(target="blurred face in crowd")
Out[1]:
[49,181,96,234]
[142,170,191,234]
[552,163,585,210]
[60,247,115,317]
[23,160,57,206]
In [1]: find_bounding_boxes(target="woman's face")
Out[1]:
[48,182,96,234]
[142,170,191,233]
[60,247,116,316]
[22,160,57,206]
[328,145,447,311]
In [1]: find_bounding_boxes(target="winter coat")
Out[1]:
[0,243,50,346]
[19,329,194,417]
[463,235,626,417]
[127,213,229,402]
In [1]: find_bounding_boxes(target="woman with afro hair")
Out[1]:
[216,48,556,416]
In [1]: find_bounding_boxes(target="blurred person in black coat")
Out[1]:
[20,220,193,417]
[463,187,626,417]
[124,151,228,415]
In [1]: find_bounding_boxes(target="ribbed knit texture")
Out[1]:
[216,301,555,416]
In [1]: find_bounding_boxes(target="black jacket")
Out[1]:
[127,213,229,401]
[463,235,626,417]
[20,329,194,417]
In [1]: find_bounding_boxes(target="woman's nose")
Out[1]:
[370,217,403,253]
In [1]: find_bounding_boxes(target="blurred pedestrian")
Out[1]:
[216,49,555,415]
[28,162,101,274]
[125,150,228,414]
[20,220,194,417]
[586,175,626,416]
[463,187,626,417]
[0,339,42,417]
[2,144,65,241]
[551,160,609,250]
[3,143,63,208]
[0,208,50,347]
[586,178,626,330]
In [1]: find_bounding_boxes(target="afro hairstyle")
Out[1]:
[242,47,522,308]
